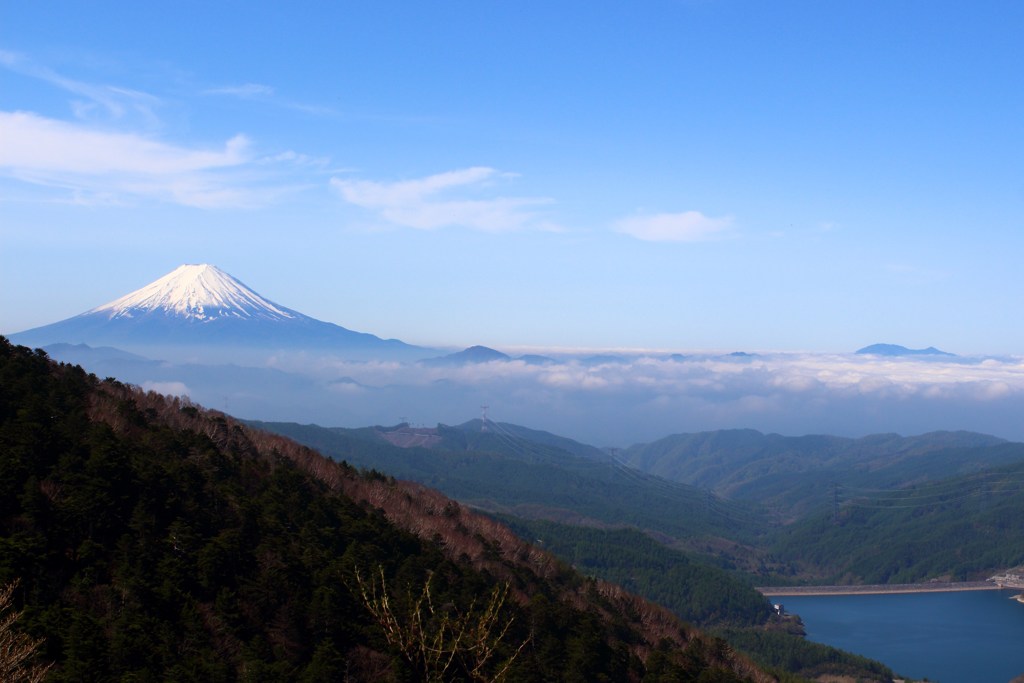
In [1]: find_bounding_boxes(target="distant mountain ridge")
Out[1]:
[621,428,1018,515]
[249,418,770,549]
[10,264,426,359]
[420,344,512,366]
[856,343,955,356]
[420,344,556,366]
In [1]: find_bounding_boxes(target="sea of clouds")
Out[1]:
[47,342,1024,446]
[248,351,1024,446]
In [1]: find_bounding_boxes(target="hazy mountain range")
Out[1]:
[10,264,1024,444]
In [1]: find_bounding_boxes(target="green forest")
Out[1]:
[251,421,773,551]
[259,418,1024,587]
[769,467,1024,583]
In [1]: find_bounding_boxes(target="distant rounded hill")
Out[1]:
[420,344,512,366]
[419,345,556,366]
[855,343,955,357]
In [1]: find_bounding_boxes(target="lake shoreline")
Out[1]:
[757,581,1002,597]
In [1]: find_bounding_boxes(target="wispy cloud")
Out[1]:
[1,111,249,174]
[615,210,733,242]
[0,50,160,127]
[203,81,337,117]
[0,53,332,207]
[0,110,294,208]
[331,167,555,232]
[205,83,275,98]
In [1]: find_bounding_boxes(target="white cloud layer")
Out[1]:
[62,344,1024,446]
[615,211,733,242]
[331,167,554,232]
[317,353,1024,401]
[277,352,1024,445]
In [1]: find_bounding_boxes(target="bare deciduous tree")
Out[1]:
[355,568,528,683]
[0,581,52,683]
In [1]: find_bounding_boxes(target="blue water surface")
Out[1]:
[777,590,1024,683]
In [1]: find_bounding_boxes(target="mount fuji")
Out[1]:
[10,264,426,359]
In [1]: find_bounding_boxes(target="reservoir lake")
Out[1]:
[777,589,1024,683]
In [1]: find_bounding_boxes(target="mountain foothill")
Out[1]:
[6,264,1024,681]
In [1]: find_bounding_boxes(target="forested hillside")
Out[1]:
[770,465,1024,583]
[253,414,1024,594]
[0,338,772,682]
[496,518,895,683]
[497,518,773,628]
[252,420,773,551]
[247,419,904,680]
[619,429,1020,516]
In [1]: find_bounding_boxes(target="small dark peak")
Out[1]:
[718,351,758,361]
[328,376,363,388]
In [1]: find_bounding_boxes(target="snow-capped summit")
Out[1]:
[10,264,427,360]
[91,264,298,322]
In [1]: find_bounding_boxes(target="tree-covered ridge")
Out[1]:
[253,412,1024,594]
[0,338,771,682]
[620,429,1020,516]
[494,518,771,628]
[769,464,1024,584]
[495,518,896,683]
[251,420,773,549]
[439,420,610,462]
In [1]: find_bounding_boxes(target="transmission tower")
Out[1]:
[480,405,489,432]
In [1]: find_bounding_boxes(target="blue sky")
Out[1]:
[2,1,1023,354]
